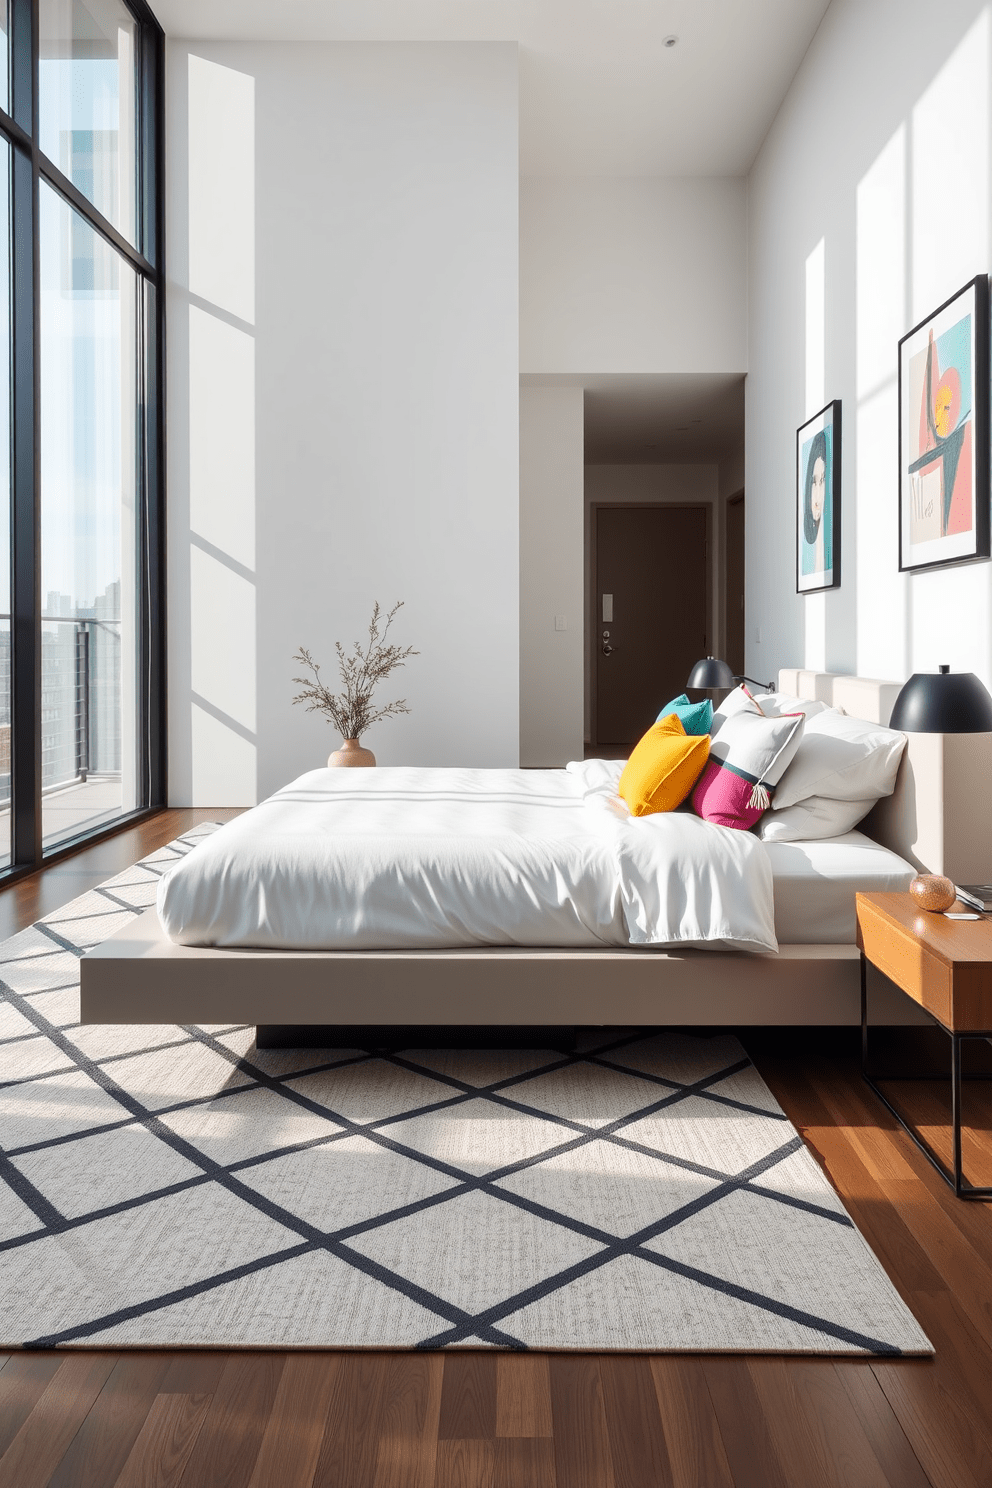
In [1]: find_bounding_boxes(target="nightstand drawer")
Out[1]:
[857,910,952,1023]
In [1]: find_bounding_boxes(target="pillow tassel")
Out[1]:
[749,781,770,811]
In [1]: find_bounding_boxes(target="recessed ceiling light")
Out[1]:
[663,34,679,48]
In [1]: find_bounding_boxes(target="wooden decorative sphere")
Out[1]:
[909,874,957,912]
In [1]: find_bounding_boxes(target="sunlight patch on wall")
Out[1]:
[855,387,905,679]
[804,238,825,419]
[189,308,255,571]
[856,126,905,401]
[185,52,257,803]
[191,545,256,734]
[855,124,906,680]
[191,703,257,807]
[804,237,826,670]
[188,53,255,324]
[911,11,989,321]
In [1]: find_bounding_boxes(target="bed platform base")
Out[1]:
[81,908,925,1029]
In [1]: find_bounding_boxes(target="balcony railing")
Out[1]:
[0,613,122,809]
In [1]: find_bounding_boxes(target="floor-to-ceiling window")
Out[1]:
[0,0,163,872]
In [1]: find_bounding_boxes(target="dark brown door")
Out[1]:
[725,492,745,678]
[595,504,709,746]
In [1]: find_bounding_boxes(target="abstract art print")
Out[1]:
[796,400,841,593]
[899,275,989,572]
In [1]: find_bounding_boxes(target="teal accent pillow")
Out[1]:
[656,692,713,736]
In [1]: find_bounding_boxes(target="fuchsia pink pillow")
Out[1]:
[692,706,805,830]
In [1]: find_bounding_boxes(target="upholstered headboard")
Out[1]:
[779,668,992,882]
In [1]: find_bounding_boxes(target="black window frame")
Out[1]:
[0,0,166,878]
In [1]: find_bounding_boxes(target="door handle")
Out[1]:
[602,641,615,656]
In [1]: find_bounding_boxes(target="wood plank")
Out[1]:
[312,1354,390,1488]
[246,1354,341,1488]
[549,1356,614,1488]
[649,1357,734,1488]
[825,1057,992,1262]
[113,1392,212,1488]
[438,1354,497,1441]
[158,1354,227,1398]
[904,1292,992,1456]
[871,1352,992,1488]
[702,1358,790,1488]
[835,1363,932,1488]
[0,1354,117,1488]
[0,1355,64,1460]
[495,1356,552,1438]
[173,1353,284,1488]
[804,1065,992,1350]
[748,1358,891,1488]
[434,1439,495,1488]
[373,1354,443,1488]
[599,1355,672,1488]
[47,1354,172,1488]
[494,1438,555,1488]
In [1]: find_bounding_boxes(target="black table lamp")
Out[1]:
[686,656,774,691]
[888,664,992,733]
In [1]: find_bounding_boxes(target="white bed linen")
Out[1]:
[157,764,778,953]
[766,830,915,944]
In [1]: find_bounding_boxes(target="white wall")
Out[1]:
[520,177,747,375]
[519,386,585,766]
[583,464,719,738]
[747,0,992,689]
[167,41,519,804]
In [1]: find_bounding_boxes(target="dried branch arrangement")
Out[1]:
[292,601,419,742]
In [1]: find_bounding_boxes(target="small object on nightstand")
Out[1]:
[908,873,957,912]
[956,883,992,912]
[946,911,980,920]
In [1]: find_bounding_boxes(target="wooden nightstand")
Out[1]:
[856,891,992,1198]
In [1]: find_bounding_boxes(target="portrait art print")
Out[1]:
[796,400,841,594]
[898,275,990,573]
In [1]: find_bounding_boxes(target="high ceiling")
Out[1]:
[150,0,832,177]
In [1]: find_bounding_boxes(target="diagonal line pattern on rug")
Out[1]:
[0,830,933,1354]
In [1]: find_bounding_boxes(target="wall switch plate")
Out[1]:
[554,615,567,631]
[754,625,762,643]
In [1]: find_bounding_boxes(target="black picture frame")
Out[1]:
[898,274,990,573]
[796,399,842,594]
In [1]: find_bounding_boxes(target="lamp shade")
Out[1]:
[686,656,735,690]
[888,666,992,733]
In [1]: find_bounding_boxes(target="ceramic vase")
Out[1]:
[328,738,376,768]
[908,873,956,912]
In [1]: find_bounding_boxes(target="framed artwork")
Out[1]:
[898,274,990,572]
[796,400,841,594]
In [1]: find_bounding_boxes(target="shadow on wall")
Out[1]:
[170,53,258,806]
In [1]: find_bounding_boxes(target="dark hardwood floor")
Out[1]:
[0,809,990,1486]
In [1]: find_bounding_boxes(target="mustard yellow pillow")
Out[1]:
[618,714,710,817]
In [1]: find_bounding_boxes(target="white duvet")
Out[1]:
[157,762,778,953]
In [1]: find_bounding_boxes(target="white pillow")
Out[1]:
[710,684,756,734]
[757,795,876,842]
[756,691,835,722]
[772,711,906,809]
[711,685,833,737]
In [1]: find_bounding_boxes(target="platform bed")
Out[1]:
[81,904,903,1028]
[79,670,992,1036]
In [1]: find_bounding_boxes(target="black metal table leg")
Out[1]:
[861,958,992,1199]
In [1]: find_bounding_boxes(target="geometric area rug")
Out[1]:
[0,830,932,1355]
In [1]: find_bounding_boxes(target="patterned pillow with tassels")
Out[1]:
[692,707,805,830]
